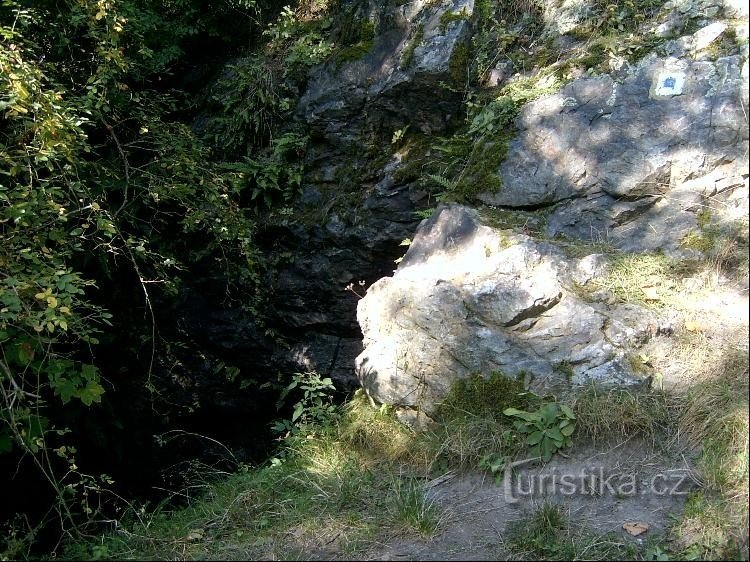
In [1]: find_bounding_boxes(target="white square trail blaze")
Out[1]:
[653,71,686,97]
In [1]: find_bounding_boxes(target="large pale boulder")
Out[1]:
[355,205,666,417]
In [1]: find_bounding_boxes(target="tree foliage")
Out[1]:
[0,0,320,547]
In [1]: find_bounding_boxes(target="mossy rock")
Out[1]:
[399,24,424,70]
[331,3,376,66]
[454,132,511,198]
[391,134,433,184]
[435,371,532,421]
[439,8,470,34]
[449,42,470,84]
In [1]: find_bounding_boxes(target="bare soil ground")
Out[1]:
[352,440,693,561]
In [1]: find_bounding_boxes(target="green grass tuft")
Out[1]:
[439,8,470,34]
[436,371,531,421]
[399,24,424,69]
[506,503,637,560]
[388,475,441,536]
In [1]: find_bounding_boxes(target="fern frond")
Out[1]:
[426,173,458,191]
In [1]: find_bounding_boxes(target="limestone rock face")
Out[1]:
[355,205,666,416]
[194,0,749,403]
[479,51,749,255]
[353,14,748,416]
[299,0,474,143]
[261,0,476,386]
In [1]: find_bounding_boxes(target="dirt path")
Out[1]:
[357,441,694,560]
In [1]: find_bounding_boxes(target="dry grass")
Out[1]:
[505,502,638,560]
[568,323,748,559]
[337,396,432,469]
[671,341,749,558]
[427,415,516,470]
[571,385,672,446]
[65,333,748,560]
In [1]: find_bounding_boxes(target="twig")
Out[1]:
[101,117,131,217]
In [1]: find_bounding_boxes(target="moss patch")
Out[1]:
[417,129,511,203]
[439,8,469,34]
[399,23,424,70]
[392,133,433,184]
[449,41,470,84]
[455,132,511,197]
[333,16,375,65]
[436,371,531,422]
[478,205,551,236]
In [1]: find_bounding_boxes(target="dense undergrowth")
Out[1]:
[0,0,368,552]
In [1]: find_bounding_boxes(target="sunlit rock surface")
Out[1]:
[479,49,749,256]
[356,205,669,417]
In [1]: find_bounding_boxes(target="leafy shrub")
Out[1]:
[0,0,292,547]
[203,57,294,156]
[272,372,338,435]
[219,132,307,207]
[467,97,518,136]
[264,4,335,70]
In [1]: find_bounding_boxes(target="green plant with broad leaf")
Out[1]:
[503,402,576,461]
[272,372,338,435]
[219,132,307,207]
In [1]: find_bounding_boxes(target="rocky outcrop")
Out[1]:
[257,154,429,393]
[177,1,479,392]
[299,0,474,145]
[260,0,477,384]
[353,7,749,417]
[544,0,748,41]
[355,205,669,417]
[189,1,748,406]
[479,46,749,255]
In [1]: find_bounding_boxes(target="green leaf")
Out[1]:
[81,364,98,381]
[504,407,536,422]
[76,380,105,406]
[539,403,559,424]
[503,407,523,416]
[540,438,556,461]
[52,378,79,404]
[547,426,564,442]
[526,430,544,445]
[278,380,297,402]
[561,423,576,437]
[291,403,304,422]
[559,404,575,419]
[0,433,13,454]
[17,341,35,364]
